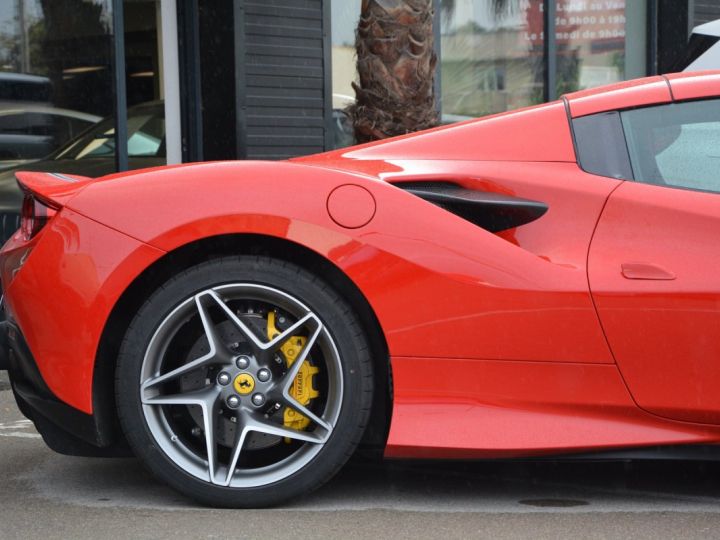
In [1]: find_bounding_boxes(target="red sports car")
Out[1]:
[1,71,720,507]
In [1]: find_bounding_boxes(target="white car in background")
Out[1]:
[681,19,720,71]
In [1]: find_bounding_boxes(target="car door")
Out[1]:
[588,97,720,424]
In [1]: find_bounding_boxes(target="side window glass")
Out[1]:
[621,99,720,193]
[127,115,165,158]
[68,118,94,139]
[57,105,165,161]
[573,111,634,180]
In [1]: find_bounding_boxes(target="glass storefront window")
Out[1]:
[123,0,167,167]
[554,0,646,94]
[440,0,545,118]
[0,0,171,174]
[124,0,164,109]
[328,0,651,141]
[331,2,359,107]
[0,0,114,171]
[330,1,360,149]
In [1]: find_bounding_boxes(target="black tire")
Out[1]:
[115,255,374,507]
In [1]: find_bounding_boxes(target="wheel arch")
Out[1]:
[94,233,392,454]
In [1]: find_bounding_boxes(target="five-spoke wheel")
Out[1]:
[116,256,373,507]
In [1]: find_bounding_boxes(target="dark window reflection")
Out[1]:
[0,0,113,171]
[124,0,162,109]
[198,0,236,161]
[0,0,168,174]
[123,0,166,168]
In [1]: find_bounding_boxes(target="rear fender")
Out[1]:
[66,160,610,364]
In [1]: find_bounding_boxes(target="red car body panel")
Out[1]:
[665,70,720,100]
[1,211,165,413]
[4,72,720,458]
[589,181,720,425]
[564,76,673,118]
[303,101,576,163]
[387,358,719,458]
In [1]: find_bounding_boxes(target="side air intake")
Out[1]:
[396,181,548,233]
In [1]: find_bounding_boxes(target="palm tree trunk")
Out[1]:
[349,0,439,143]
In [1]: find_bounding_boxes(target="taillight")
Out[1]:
[20,194,56,241]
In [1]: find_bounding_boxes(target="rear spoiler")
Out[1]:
[15,171,94,208]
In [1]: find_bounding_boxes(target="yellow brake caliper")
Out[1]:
[267,311,319,441]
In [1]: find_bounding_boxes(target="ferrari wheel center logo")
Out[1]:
[234,373,255,395]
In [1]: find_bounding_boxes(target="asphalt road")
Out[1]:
[2,371,720,539]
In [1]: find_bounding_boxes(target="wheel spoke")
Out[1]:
[281,394,332,433]
[141,358,211,391]
[206,288,320,356]
[247,416,328,444]
[142,386,222,483]
[142,386,219,406]
[273,320,330,433]
[267,313,318,352]
[203,397,222,484]
[141,293,227,391]
[195,291,226,355]
[205,289,268,351]
[222,415,250,486]
[279,319,323,392]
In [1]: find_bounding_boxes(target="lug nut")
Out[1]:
[226,395,240,408]
[251,393,266,407]
[217,372,231,386]
[235,355,251,369]
[257,368,271,382]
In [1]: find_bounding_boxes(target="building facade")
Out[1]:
[0,0,717,173]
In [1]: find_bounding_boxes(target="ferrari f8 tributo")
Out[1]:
[2,71,720,507]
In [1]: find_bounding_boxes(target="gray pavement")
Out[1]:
[2,369,720,539]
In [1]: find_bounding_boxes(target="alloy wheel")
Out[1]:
[139,283,343,488]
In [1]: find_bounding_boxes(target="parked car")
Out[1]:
[678,19,720,71]
[0,72,52,103]
[0,101,165,243]
[0,104,100,171]
[2,72,720,508]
